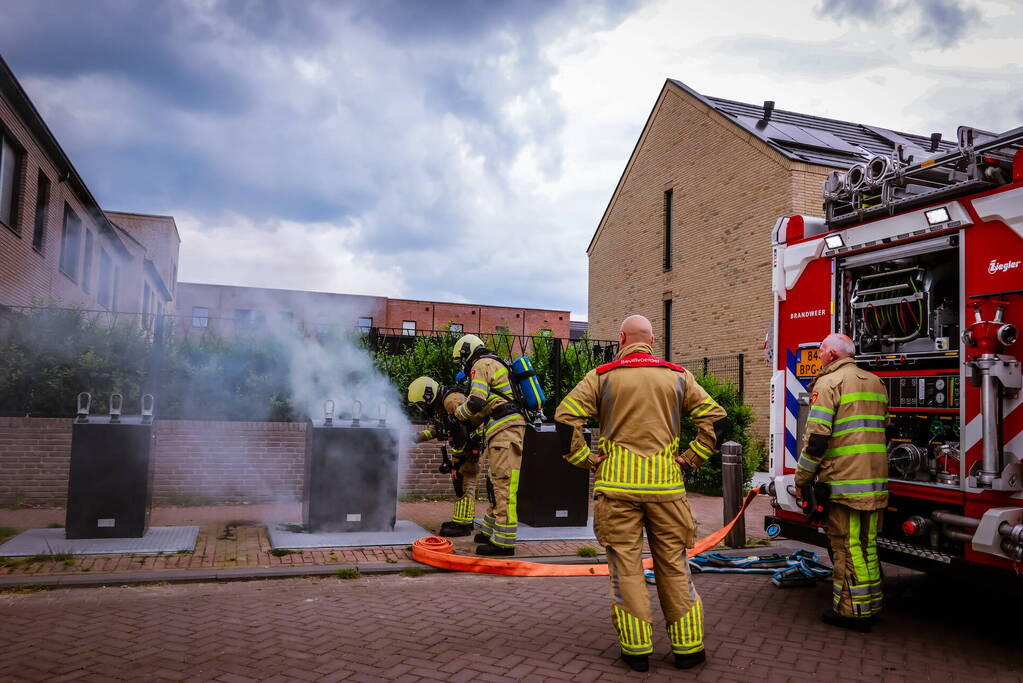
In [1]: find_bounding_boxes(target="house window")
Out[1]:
[357,316,373,330]
[450,323,463,334]
[314,318,332,335]
[279,311,294,324]
[82,231,94,293]
[402,320,416,336]
[663,188,673,271]
[0,132,20,231]
[192,306,210,328]
[111,267,120,313]
[97,250,113,309]
[142,283,152,328]
[59,204,82,280]
[235,309,256,329]
[32,171,50,252]
[663,298,673,362]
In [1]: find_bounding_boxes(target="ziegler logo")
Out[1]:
[789,309,827,319]
[989,259,1021,275]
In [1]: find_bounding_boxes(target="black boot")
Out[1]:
[475,541,514,557]
[821,610,872,633]
[473,532,491,544]
[438,522,474,537]
[675,650,706,669]
[621,653,649,672]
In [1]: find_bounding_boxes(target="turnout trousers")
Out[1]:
[477,425,525,548]
[450,456,483,525]
[594,495,704,657]
[825,503,884,619]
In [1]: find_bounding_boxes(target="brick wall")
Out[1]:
[0,418,457,508]
[587,82,834,439]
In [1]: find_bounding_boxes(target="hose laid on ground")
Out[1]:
[411,489,761,577]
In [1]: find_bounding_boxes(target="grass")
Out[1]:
[335,568,360,580]
[269,549,293,557]
[385,558,398,564]
[24,551,75,564]
[400,567,424,578]
[176,550,192,555]
[46,523,64,529]
[576,547,599,558]
[0,526,18,542]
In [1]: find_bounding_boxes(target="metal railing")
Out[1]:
[679,353,745,399]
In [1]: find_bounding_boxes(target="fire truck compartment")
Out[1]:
[837,236,960,360]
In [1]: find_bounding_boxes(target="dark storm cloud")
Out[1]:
[1,0,641,312]
[816,0,982,47]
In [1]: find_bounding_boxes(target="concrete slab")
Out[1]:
[476,518,597,541]
[268,519,431,549]
[0,526,200,557]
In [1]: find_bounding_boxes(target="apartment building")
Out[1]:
[175,283,573,339]
[0,55,179,320]
[588,78,957,434]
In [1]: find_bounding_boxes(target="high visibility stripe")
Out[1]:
[690,439,713,458]
[594,482,686,494]
[840,392,887,404]
[420,429,435,441]
[810,404,835,414]
[560,396,586,418]
[825,443,887,458]
[596,437,685,495]
[808,416,833,426]
[834,413,887,424]
[566,444,590,465]
[507,468,519,528]
[613,605,653,655]
[831,425,886,437]
[668,601,704,654]
[797,454,820,474]
[848,510,869,584]
[493,367,507,378]
[485,414,519,435]
[452,496,475,524]
[693,397,718,417]
[808,407,835,424]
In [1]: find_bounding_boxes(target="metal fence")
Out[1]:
[679,353,745,398]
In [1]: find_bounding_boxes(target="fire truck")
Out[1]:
[765,123,1023,578]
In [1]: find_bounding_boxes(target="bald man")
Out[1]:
[795,333,888,632]
[555,315,727,672]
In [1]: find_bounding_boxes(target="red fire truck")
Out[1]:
[765,123,1023,578]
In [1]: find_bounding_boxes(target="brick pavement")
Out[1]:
[0,563,1020,681]
[0,495,774,580]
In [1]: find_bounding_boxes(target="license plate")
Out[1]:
[796,348,821,378]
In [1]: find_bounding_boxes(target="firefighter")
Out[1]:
[554,315,727,672]
[408,376,483,537]
[795,333,888,632]
[451,334,526,556]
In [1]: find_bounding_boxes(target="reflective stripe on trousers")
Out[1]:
[828,505,883,619]
[452,495,476,524]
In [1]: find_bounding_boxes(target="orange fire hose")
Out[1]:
[411,489,761,577]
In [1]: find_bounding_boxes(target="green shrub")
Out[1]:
[335,568,360,579]
[681,372,762,495]
[400,566,424,577]
[575,547,599,558]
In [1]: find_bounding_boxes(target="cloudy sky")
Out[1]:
[2,0,1019,319]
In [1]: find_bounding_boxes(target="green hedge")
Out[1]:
[0,307,763,489]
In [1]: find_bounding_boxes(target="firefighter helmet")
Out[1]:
[452,334,484,363]
[407,376,440,409]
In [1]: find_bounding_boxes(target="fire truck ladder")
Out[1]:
[824,124,1023,227]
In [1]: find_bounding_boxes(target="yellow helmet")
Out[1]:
[452,334,484,363]
[407,376,440,408]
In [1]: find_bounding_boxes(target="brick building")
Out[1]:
[0,55,179,320]
[175,282,572,339]
[588,79,956,436]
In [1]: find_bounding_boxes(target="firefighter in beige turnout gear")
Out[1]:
[408,377,484,537]
[555,315,727,672]
[795,333,888,633]
[451,335,526,557]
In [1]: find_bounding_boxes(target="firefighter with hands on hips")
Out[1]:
[450,334,526,556]
[555,315,727,672]
[795,333,888,632]
[408,376,484,538]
